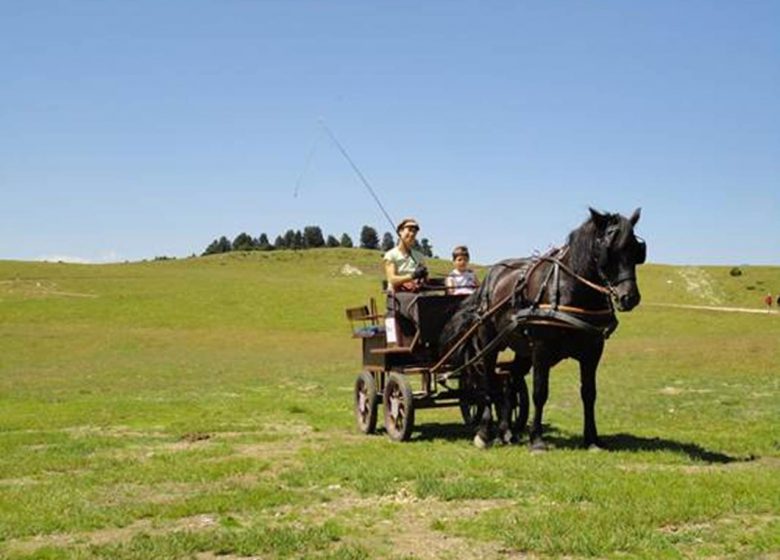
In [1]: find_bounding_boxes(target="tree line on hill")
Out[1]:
[202,225,434,257]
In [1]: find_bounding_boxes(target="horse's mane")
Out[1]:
[567,216,601,274]
[566,212,631,274]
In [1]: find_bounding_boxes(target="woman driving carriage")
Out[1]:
[383,217,427,291]
[383,218,428,345]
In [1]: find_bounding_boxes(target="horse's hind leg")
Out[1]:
[494,370,513,445]
[466,338,495,449]
[473,370,494,449]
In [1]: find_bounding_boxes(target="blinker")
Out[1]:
[634,239,646,264]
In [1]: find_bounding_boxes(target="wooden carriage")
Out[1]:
[346,289,522,441]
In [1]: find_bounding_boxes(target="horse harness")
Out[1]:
[432,246,620,377]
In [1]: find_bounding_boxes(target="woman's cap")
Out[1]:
[396,218,420,233]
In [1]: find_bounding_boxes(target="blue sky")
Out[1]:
[2,1,778,265]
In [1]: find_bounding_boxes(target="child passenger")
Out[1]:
[445,246,479,295]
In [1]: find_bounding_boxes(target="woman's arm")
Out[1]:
[384,260,414,290]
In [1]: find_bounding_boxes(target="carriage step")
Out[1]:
[370,346,414,355]
[399,367,430,374]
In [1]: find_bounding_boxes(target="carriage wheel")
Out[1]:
[458,376,484,427]
[354,372,378,434]
[383,372,415,441]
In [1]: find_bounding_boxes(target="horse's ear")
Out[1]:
[589,207,609,231]
[629,207,641,226]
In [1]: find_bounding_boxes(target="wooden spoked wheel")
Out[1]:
[383,372,415,441]
[354,372,378,434]
[458,376,484,427]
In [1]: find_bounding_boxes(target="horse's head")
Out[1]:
[589,208,646,311]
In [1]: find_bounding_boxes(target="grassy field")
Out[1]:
[1,250,778,559]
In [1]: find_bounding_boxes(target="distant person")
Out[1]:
[764,293,773,312]
[383,218,427,344]
[445,245,480,295]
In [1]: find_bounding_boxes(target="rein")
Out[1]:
[538,256,614,298]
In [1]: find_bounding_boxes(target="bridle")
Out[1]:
[595,223,646,289]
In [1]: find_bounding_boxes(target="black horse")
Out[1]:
[440,208,646,450]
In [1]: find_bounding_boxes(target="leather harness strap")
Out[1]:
[538,256,614,297]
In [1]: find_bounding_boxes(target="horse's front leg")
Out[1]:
[579,339,605,449]
[469,336,495,449]
[488,347,514,445]
[529,355,551,452]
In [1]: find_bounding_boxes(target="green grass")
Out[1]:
[1,250,778,559]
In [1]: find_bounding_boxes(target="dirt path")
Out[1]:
[647,303,779,315]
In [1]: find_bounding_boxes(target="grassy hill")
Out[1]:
[638,263,780,308]
[1,251,778,559]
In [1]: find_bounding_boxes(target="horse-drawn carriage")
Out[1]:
[346,287,526,442]
[346,208,647,448]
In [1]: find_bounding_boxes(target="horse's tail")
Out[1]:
[439,282,488,357]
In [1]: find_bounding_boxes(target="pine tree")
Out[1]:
[232,232,255,252]
[274,235,286,249]
[257,233,273,251]
[381,232,394,252]
[360,226,379,250]
[419,238,433,258]
[326,235,340,248]
[340,233,354,248]
[293,230,304,250]
[283,229,296,248]
[202,239,221,255]
[303,226,325,248]
[211,236,230,253]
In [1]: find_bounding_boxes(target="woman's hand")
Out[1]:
[412,264,428,280]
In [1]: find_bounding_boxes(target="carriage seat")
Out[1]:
[346,302,384,339]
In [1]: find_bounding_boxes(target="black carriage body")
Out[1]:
[351,293,468,371]
[415,294,468,354]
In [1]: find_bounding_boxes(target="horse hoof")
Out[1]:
[473,434,489,449]
[530,440,547,453]
[587,442,606,452]
[501,431,513,445]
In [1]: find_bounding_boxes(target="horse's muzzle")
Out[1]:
[617,291,641,312]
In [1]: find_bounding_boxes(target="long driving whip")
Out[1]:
[318,120,398,235]
[318,120,421,268]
